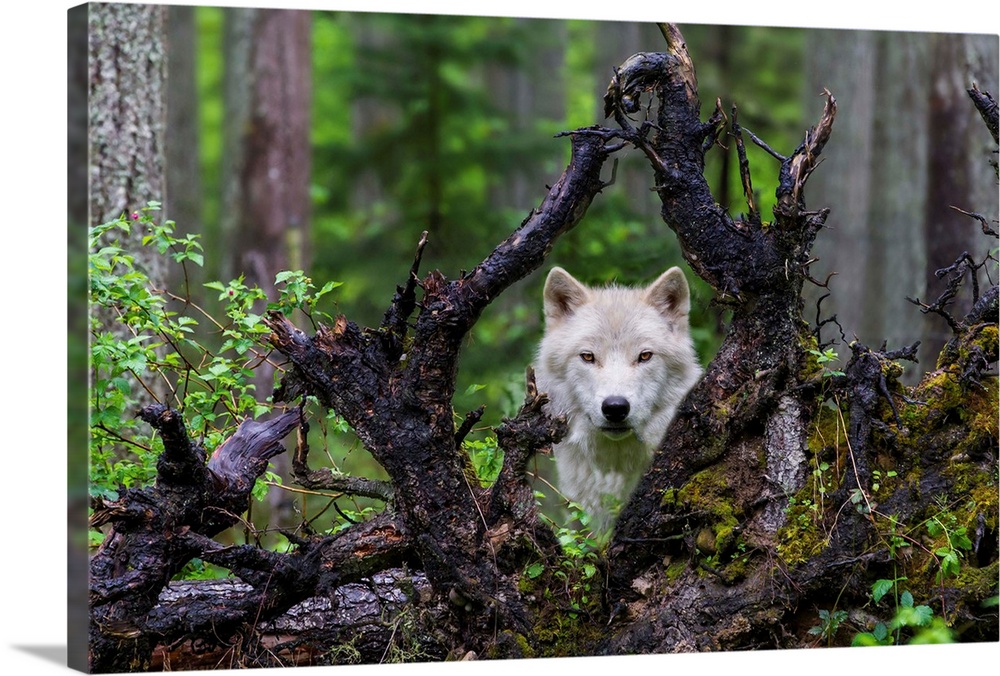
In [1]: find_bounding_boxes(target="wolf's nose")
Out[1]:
[602,396,630,423]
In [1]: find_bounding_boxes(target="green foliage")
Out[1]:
[808,348,845,378]
[465,433,504,486]
[531,504,603,619]
[851,580,951,646]
[174,558,232,581]
[90,204,209,497]
[890,591,935,632]
[808,608,848,644]
[926,513,974,582]
[870,468,897,494]
[88,206,343,534]
[272,270,343,328]
[851,621,892,647]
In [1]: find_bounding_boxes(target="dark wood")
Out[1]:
[88,408,300,672]
[87,23,997,670]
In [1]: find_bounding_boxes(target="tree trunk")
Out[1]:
[805,29,998,376]
[219,7,313,528]
[89,3,168,230]
[165,5,202,241]
[803,30,930,369]
[923,33,1000,365]
[601,27,998,653]
[88,2,170,406]
[86,23,998,670]
[220,8,312,284]
[88,407,301,673]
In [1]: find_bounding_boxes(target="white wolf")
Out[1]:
[535,266,702,531]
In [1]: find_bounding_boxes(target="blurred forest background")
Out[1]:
[79,5,998,539]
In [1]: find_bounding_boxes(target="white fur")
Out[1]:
[535,266,702,531]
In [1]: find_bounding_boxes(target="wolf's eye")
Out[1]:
[580,352,595,363]
[637,351,653,363]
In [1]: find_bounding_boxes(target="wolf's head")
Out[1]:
[537,266,701,457]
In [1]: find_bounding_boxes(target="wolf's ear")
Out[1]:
[644,267,691,321]
[543,267,590,322]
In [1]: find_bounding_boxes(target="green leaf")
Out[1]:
[871,578,893,604]
[892,603,933,630]
[316,280,343,296]
[120,355,147,373]
[952,528,973,551]
[208,362,230,377]
[525,562,544,579]
[907,617,954,644]
[913,605,933,627]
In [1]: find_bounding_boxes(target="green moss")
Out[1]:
[940,323,999,371]
[950,560,1000,602]
[798,332,824,381]
[660,487,678,508]
[674,465,740,558]
[955,379,999,458]
[945,460,999,510]
[974,324,999,357]
[723,549,750,582]
[512,632,536,659]
[775,482,830,566]
[665,558,688,581]
[485,630,537,660]
[529,608,604,658]
[900,369,965,435]
[970,486,1000,531]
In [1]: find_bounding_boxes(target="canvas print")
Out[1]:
[70,2,999,672]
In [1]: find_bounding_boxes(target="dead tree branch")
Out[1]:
[88,407,299,672]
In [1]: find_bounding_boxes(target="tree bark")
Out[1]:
[220,8,312,283]
[599,26,998,654]
[88,2,171,409]
[87,23,998,670]
[88,407,300,672]
[88,3,168,231]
